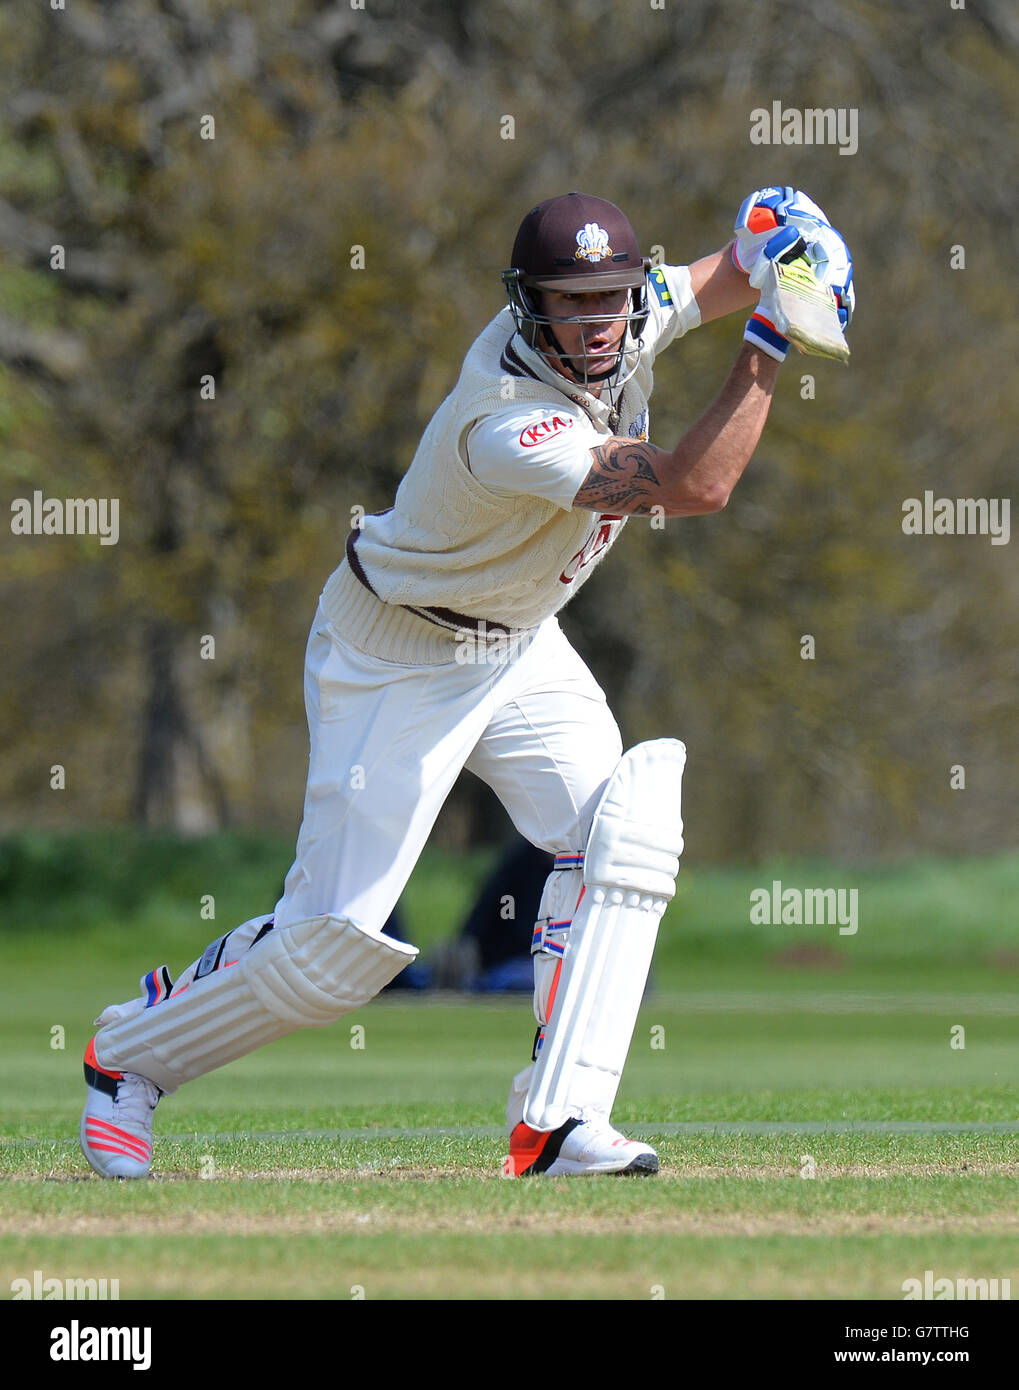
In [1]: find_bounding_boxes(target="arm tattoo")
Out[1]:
[574,439,665,514]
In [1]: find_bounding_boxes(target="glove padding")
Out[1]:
[743,239,795,361]
[734,186,854,329]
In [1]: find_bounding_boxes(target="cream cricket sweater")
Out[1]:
[321,281,696,665]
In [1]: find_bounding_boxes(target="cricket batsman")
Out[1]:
[81,189,853,1178]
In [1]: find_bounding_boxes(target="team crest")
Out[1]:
[628,409,649,442]
[575,222,612,263]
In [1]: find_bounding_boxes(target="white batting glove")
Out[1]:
[800,223,855,330]
[733,187,826,275]
[734,186,855,331]
[744,243,792,361]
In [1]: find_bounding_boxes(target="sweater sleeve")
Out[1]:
[643,263,702,358]
[465,405,601,512]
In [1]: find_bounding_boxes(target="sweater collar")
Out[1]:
[506,332,624,431]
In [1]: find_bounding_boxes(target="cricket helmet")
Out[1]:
[502,192,651,390]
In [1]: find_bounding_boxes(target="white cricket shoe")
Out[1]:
[507,1116,659,1177]
[80,1037,160,1178]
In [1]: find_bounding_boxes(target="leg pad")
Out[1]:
[522,739,686,1131]
[94,915,417,1092]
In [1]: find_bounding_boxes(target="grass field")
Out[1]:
[2,836,1018,1301]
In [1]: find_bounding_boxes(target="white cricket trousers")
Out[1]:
[272,605,623,935]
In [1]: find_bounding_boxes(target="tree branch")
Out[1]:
[0,312,87,380]
[0,198,137,295]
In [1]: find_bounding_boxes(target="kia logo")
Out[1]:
[519,415,574,448]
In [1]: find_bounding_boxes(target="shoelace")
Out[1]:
[113,1074,160,1130]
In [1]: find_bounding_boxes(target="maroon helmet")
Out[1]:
[503,192,651,389]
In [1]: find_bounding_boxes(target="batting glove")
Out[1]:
[801,222,855,330]
[743,238,794,362]
[734,186,855,330]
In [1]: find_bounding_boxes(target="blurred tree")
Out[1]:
[0,0,1015,860]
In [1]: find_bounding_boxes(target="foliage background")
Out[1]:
[1,0,1015,864]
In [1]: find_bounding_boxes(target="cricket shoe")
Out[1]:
[506,1116,658,1177]
[80,1037,160,1178]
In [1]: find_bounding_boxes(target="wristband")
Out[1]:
[744,312,789,362]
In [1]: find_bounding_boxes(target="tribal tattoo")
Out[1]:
[573,439,667,514]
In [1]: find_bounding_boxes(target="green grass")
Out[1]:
[3,995,1018,1299]
[2,831,1017,975]
[2,837,1018,1299]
